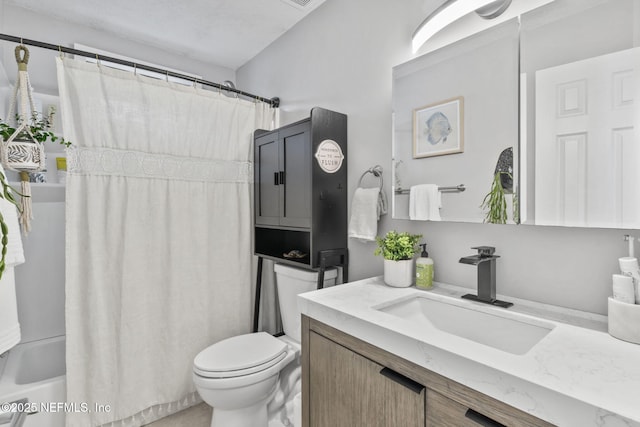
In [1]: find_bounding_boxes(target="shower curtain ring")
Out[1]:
[58,45,63,59]
[133,63,137,75]
[166,70,169,82]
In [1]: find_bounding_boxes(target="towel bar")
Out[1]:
[395,184,465,194]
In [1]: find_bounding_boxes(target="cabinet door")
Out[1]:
[309,331,425,427]
[255,132,281,226]
[280,122,312,228]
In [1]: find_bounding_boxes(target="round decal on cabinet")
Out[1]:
[315,139,344,174]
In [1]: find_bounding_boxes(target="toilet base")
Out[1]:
[267,353,301,426]
[212,400,268,427]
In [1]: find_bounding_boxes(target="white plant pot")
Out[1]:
[383,259,415,288]
[4,139,45,171]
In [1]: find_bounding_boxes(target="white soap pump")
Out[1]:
[619,235,640,303]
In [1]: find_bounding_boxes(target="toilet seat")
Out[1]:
[194,332,288,379]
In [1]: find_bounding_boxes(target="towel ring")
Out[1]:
[358,165,383,190]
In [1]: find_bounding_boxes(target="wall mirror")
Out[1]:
[393,0,640,229]
[392,19,520,223]
[520,0,640,228]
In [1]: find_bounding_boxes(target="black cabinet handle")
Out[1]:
[279,171,285,185]
[274,172,279,186]
[465,408,506,427]
[379,367,425,394]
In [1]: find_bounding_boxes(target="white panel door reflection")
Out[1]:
[535,47,640,228]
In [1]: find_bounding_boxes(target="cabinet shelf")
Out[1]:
[9,182,64,188]
[8,182,65,203]
[255,224,309,232]
[254,227,310,265]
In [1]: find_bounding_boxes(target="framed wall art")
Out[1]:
[413,96,464,158]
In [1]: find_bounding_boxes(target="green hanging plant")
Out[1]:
[481,172,509,224]
[0,109,70,280]
[0,109,71,147]
[0,173,23,279]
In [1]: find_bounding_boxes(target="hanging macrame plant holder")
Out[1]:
[1,45,46,234]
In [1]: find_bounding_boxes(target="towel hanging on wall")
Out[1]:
[358,165,388,217]
[348,165,387,241]
[409,184,441,221]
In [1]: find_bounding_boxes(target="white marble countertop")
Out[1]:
[298,277,640,426]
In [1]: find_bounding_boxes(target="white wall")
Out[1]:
[0,1,236,94]
[14,202,66,343]
[238,0,627,315]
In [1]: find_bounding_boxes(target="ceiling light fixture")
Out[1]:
[412,0,512,53]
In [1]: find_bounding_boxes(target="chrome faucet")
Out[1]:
[459,246,512,308]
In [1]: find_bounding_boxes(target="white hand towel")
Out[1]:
[348,187,380,241]
[409,184,441,221]
[378,188,388,217]
[0,167,25,354]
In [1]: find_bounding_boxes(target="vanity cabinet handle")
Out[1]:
[279,171,285,185]
[465,408,506,427]
[274,172,280,186]
[379,367,425,394]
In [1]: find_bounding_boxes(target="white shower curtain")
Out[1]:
[57,57,276,427]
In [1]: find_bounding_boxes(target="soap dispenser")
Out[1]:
[416,243,434,290]
[619,235,640,303]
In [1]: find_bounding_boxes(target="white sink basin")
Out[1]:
[377,295,555,355]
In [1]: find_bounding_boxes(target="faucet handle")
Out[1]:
[471,246,496,257]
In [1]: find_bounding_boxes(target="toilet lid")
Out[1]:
[194,332,288,378]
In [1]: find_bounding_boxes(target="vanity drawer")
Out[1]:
[427,388,510,427]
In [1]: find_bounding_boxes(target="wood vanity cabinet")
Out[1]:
[253,107,347,269]
[302,316,555,427]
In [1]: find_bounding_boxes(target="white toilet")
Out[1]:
[193,264,337,427]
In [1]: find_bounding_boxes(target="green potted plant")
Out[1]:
[0,109,70,184]
[375,230,422,287]
[0,110,71,148]
[0,111,70,279]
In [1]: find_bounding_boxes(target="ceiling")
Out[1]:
[5,0,326,70]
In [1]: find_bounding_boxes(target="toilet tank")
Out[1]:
[274,264,337,343]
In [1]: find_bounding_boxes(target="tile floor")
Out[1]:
[144,403,212,427]
[143,403,292,427]
[146,402,291,427]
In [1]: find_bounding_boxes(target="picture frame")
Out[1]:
[413,96,464,158]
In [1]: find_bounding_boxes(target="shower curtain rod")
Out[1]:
[0,33,280,108]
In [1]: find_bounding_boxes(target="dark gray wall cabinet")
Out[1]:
[253,107,347,269]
